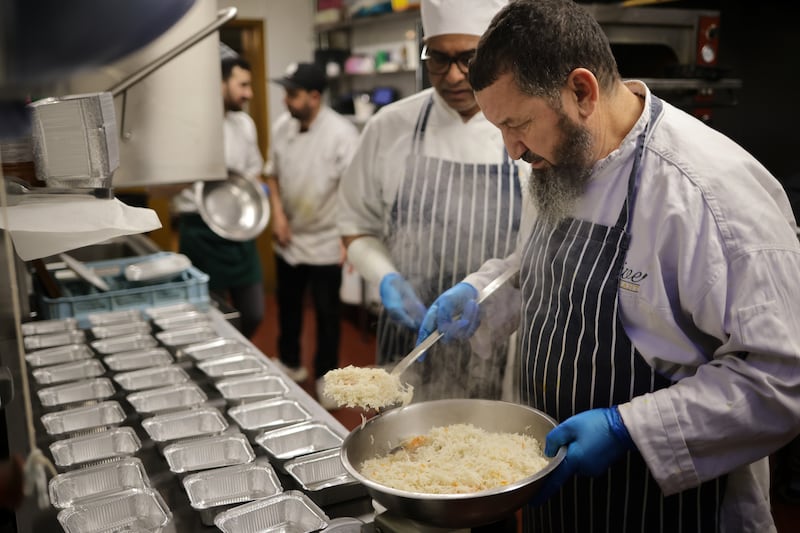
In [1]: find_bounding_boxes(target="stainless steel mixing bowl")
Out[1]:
[195,171,270,241]
[340,399,566,528]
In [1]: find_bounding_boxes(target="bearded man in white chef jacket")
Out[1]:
[419,1,800,531]
[338,0,530,402]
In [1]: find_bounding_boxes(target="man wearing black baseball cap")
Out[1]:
[265,61,359,408]
[271,62,327,94]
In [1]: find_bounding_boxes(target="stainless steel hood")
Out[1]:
[54,1,230,187]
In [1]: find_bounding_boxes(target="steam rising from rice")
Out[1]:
[361,423,548,494]
[324,365,414,410]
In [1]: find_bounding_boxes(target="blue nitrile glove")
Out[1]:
[531,406,635,506]
[379,273,427,330]
[416,282,480,345]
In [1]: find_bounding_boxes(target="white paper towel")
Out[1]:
[0,196,162,260]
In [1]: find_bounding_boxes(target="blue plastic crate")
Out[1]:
[36,252,210,327]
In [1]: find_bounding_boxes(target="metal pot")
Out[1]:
[339,399,566,528]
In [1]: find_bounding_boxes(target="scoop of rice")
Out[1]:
[323,365,413,410]
[361,423,549,494]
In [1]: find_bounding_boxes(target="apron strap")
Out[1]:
[615,95,664,232]
[411,95,435,154]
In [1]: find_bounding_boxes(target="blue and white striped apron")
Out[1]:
[519,96,725,532]
[378,95,522,400]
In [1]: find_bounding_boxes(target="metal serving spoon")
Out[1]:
[390,265,520,378]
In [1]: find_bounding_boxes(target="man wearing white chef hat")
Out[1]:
[338,0,529,415]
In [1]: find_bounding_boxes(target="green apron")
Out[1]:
[178,214,261,292]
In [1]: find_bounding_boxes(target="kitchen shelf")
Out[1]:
[314,8,420,33]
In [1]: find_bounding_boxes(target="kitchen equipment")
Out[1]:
[256,421,344,467]
[196,353,270,378]
[87,309,143,326]
[391,266,518,378]
[49,427,142,468]
[103,347,173,372]
[141,406,228,442]
[340,398,566,528]
[126,383,207,415]
[24,343,93,367]
[124,252,192,283]
[37,378,116,408]
[23,329,86,351]
[213,490,329,533]
[215,373,289,403]
[32,359,105,386]
[59,253,111,292]
[228,398,312,435]
[90,320,151,339]
[40,400,126,435]
[155,323,217,347]
[48,457,150,508]
[111,364,190,391]
[194,171,270,241]
[163,432,255,473]
[178,336,252,361]
[91,333,157,355]
[182,458,282,525]
[56,487,172,533]
[284,448,366,506]
[20,317,77,336]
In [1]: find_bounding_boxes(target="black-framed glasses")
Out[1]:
[420,45,476,75]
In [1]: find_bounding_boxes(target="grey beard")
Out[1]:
[528,113,594,227]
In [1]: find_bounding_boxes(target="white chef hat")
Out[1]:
[421,0,508,40]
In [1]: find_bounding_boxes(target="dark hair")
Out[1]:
[221,57,252,81]
[470,0,620,102]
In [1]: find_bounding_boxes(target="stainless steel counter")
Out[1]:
[4,306,372,532]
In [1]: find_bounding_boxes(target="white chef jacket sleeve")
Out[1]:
[619,245,800,496]
[337,117,388,239]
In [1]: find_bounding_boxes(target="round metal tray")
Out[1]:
[195,171,270,241]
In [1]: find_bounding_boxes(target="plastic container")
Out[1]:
[40,400,126,435]
[141,406,228,442]
[255,422,343,465]
[283,448,366,506]
[214,490,328,533]
[25,343,94,368]
[57,487,171,533]
[228,398,312,433]
[35,252,209,327]
[49,426,141,467]
[90,333,157,355]
[49,457,150,508]
[103,347,173,372]
[178,337,252,362]
[32,358,105,386]
[112,365,190,391]
[163,433,255,473]
[126,383,207,415]
[21,317,77,336]
[196,354,270,379]
[215,373,289,403]
[37,378,116,407]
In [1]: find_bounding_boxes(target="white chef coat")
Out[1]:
[337,87,531,240]
[174,110,264,214]
[264,106,359,265]
[466,81,800,532]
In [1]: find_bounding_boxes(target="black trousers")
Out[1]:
[275,256,342,378]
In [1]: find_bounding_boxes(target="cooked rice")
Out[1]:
[323,365,413,410]
[361,423,548,494]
